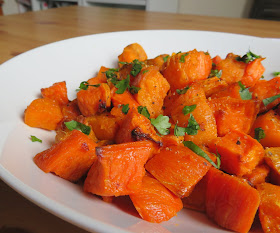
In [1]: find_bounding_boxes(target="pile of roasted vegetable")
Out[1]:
[24,43,280,233]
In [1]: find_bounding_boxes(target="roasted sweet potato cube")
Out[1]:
[77,83,111,117]
[41,81,69,106]
[210,82,242,99]
[208,96,260,136]
[146,54,169,72]
[209,130,264,176]
[162,49,212,91]
[34,130,97,182]
[118,43,147,66]
[85,113,119,141]
[242,164,270,187]
[87,66,108,85]
[61,99,81,121]
[24,98,63,130]
[241,58,265,87]
[264,147,280,185]
[129,175,183,223]
[196,76,228,97]
[111,87,140,110]
[115,108,162,146]
[145,146,211,198]
[206,167,260,233]
[83,141,154,196]
[250,110,280,147]
[132,66,170,118]
[257,182,280,233]
[251,77,280,113]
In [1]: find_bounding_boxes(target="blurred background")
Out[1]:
[1,0,280,20]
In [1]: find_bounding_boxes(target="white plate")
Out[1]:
[0,30,278,233]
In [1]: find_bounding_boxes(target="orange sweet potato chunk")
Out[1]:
[206,167,260,233]
[250,110,280,147]
[129,175,183,223]
[77,83,111,117]
[145,146,211,198]
[132,66,170,118]
[87,66,108,85]
[118,43,147,65]
[209,130,264,176]
[208,96,260,136]
[210,82,242,99]
[257,182,280,233]
[24,98,63,130]
[241,58,265,87]
[162,49,212,91]
[146,54,169,72]
[115,108,162,146]
[111,87,140,110]
[41,81,69,106]
[196,76,228,97]
[83,141,154,196]
[264,147,280,185]
[34,130,97,182]
[61,99,81,121]
[242,164,270,187]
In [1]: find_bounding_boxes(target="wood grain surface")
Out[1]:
[1,5,280,233]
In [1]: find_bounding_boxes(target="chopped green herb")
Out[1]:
[131,59,144,76]
[115,76,130,94]
[176,86,190,95]
[121,104,129,115]
[128,85,141,94]
[183,141,219,169]
[174,123,186,137]
[76,81,100,91]
[273,71,280,76]
[204,52,210,55]
[142,70,149,74]
[30,135,42,143]
[179,53,189,63]
[214,148,221,169]
[254,127,266,142]
[118,61,128,65]
[183,105,197,115]
[64,120,91,135]
[185,114,200,135]
[263,94,280,106]
[104,68,119,84]
[163,55,169,62]
[151,114,171,135]
[236,50,261,63]
[238,81,252,100]
[137,106,150,119]
[261,75,265,79]
[209,69,222,78]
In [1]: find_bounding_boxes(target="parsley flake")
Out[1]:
[137,106,150,119]
[128,85,141,94]
[131,59,144,77]
[163,55,169,62]
[183,105,197,115]
[273,71,280,76]
[76,81,100,91]
[142,70,149,74]
[104,68,119,84]
[30,135,42,143]
[174,123,187,137]
[121,104,129,115]
[238,81,252,100]
[179,53,189,63]
[115,76,130,94]
[263,94,280,106]
[209,69,222,78]
[236,50,261,63]
[254,127,266,142]
[183,141,219,169]
[185,114,200,135]
[176,86,190,95]
[151,115,171,135]
[64,120,91,135]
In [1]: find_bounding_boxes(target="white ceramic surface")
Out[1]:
[0,30,279,233]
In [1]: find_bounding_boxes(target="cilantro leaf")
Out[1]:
[151,115,171,135]
[142,70,149,74]
[183,105,197,115]
[174,123,186,137]
[179,53,189,63]
[238,81,252,100]
[131,59,144,76]
[185,114,200,135]
[209,69,222,78]
[115,76,130,94]
[121,104,129,115]
[273,71,280,76]
[137,106,150,119]
[236,50,261,63]
[263,94,280,106]
[104,68,119,84]
[30,135,42,143]
[183,141,219,169]
[76,81,100,91]
[64,120,91,135]
[176,86,190,95]
[254,127,266,142]
[163,55,169,62]
[128,85,141,94]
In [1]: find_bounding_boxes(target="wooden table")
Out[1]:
[1,5,280,233]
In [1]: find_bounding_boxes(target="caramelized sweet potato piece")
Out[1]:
[87,66,108,85]
[34,130,97,182]
[210,82,242,99]
[24,98,63,130]
[162,49,212,91]
[115,108,162,146]
[196,76,228,97]
[146,54,169,72]
[250,110,280,147]
[61,99,81,121]
[118,43,147,66]
[209,130,264,176]
[257,182,280,233]
[208,96,260,136]
[129,175,183,223]
[84,141,154,196]
[264,147,280,185]
[242,164,270,187]
[212,55,222,66]
[85,113,119,141]
[111,87,139,110]
[41,81,69,106]
[145,146,211,198]
[241,58,265,87]
[132,66,170,118]
[77,83,111,117]
[251,77,280,113]
[206,167,260,233]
